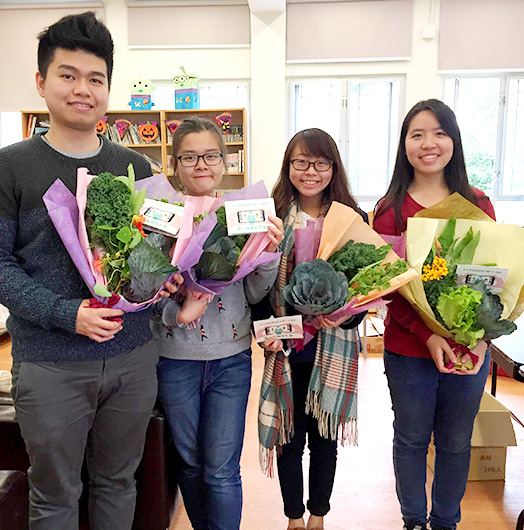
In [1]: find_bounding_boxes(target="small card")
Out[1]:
[456,265,508,294]
[224,198,276,235]
[139,198,184,237]
[253,315,303,343]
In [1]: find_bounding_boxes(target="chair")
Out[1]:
[0,470,28,530]
[0,402,178,530]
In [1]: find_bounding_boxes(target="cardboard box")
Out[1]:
[365,335,384,354]
[427,391,517,481]
[360,314,384,355]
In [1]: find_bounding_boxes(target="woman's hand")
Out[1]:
[426,333,457,373]
[454,340,488,376]
[157,273,184,298]
[261,336,284,353]
[265,215,285,253]
[317,314,348,329]
[177,289,209,324]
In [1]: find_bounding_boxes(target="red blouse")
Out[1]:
[372,190,496,358]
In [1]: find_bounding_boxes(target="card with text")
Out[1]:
[456,265,508,294]
[224,198,276,235]
[139,198,184,237]
[253,315,303,343]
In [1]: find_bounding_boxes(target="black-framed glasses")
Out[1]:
[290,159,333,172]
[177,153,224,167]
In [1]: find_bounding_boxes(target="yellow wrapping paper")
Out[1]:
[316,202,418,307]
[399,193,524,338]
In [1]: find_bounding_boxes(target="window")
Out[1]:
[444,75,524,205]
[152,82,249,110]
[290,78,401,209]
[0,112,23,148]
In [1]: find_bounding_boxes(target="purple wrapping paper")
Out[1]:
[179,181,282,296]
[380,234,406,259]
[43,173,178,312]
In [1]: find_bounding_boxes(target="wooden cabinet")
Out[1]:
[21,108,247,195]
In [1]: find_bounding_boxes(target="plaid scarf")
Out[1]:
[258,203,359,476]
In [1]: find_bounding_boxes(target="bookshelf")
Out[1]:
[21,108,247,195]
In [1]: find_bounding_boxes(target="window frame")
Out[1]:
[288,75,404,205]
[442,72,524,202]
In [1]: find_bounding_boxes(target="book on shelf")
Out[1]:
[103,122,161,146]
[215,188,237,198]
[141,153,163,174]
[25,114,33,138]
[225,153,240,173]
[238,149,244,172]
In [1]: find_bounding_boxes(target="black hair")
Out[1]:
[374,99,477,232]
[37,12,114,86]
[272,128,362,219]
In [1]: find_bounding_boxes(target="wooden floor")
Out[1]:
[1,334,523,530]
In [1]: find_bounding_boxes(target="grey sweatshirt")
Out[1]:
[150,259,279,361]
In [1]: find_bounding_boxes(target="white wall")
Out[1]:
[1,0,443,190]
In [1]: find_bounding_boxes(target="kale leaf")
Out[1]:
[328,240,391,282]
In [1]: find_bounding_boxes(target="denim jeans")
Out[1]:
[384,350,490,530]
[277,362,337,520]
[157,350,252,530]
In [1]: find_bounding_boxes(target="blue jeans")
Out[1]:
[384,350,490,530]
[157,350,252,530]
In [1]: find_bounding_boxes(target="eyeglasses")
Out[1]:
[177,153,224,167]
[290,159,333,172]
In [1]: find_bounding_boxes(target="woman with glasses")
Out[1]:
[152,117,284,530]
[260,128,367,530]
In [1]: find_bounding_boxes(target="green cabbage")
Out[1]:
[283,259,348,315]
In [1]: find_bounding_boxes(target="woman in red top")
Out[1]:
[373,99,495,530]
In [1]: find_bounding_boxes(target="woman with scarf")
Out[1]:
[258,128,367,530]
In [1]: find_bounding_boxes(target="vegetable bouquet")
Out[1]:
[398,193,524,369]
[43,167,181,311]
[283,202,417,346]
[176,181,281,297]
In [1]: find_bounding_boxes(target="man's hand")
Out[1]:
[76,300,124,343]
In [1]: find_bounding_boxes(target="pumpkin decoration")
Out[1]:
[96,117,108,135]
[138,121,159,143]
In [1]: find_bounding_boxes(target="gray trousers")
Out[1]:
[11,341,158,530]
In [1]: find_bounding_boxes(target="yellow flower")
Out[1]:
[421,256,448,282]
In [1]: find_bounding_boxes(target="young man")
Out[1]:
[0,12,177,530]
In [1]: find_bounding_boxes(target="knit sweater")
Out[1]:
[372,190,496,358]
[0,134,153,362]
[151,259,280,361]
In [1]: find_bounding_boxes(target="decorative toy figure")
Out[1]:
[138,121,159,143]
[128,77,155,110]
[173,67,200,109]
